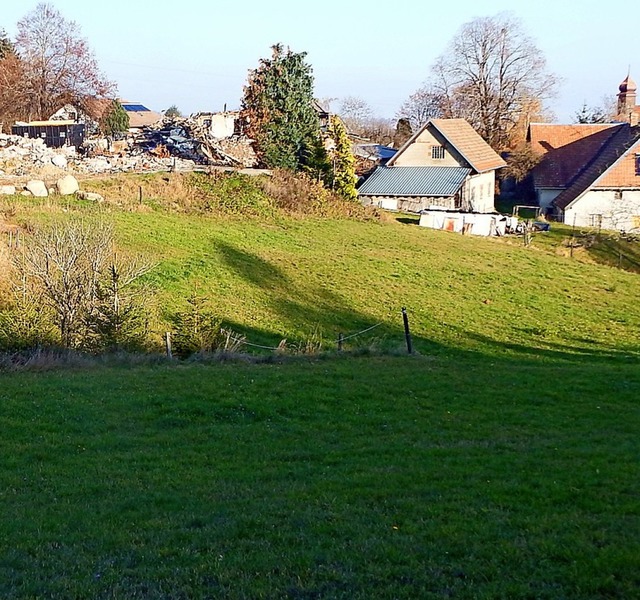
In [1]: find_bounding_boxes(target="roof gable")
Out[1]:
[388,119,505,173]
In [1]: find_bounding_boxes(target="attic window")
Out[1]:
[431,146,445,160]
[635,154,640,176]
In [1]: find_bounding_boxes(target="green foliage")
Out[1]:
[242,44,330,176]
[0,28,15,59]
[83,261,150,353]
[164,104,182,118]
[171,292,225,357]
[328,115,357,200]
[0,295,58,350]
[100,100,129,137]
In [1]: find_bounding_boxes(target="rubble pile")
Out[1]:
[134,118,258,168]
[0,134,76,176]
[0,116,260,180]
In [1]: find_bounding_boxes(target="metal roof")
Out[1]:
[122,104,150,112]
[357,166,471,197]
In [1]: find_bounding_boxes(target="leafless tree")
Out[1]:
[396,86,444,131]
[430,13,558,151]
[14,220,114,347]
[15,3,114,120]
[338,96,374,133]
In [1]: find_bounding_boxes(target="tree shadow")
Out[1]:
[212,240,639,363]
[214,241,396,346]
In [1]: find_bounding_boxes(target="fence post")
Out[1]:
[165,331,173,359]
[338,333,344,352]
[401,307,413,355]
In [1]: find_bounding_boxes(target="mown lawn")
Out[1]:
[1,354,638,599]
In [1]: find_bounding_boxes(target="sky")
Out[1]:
[2,0,639,122]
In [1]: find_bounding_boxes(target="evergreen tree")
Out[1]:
[100,100,129,137]
[0,28,15,59]
[164,104,182,118]
[328,115,357,200]
[242,44,330,176]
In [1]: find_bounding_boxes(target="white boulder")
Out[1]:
[26,180,48,197]
[56,175,79,196]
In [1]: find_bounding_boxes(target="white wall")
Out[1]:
[563,190,640,231]
[465,171,496,213]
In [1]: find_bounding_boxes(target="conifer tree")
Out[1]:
[242,44,330,177]
[328,115,357,200]
[100,100,129,137]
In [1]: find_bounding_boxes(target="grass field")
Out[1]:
[0,173,639,598]
[1,355,639,599]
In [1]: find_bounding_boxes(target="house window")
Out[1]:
[589,214,603,228]
[431,146,445,160]
[614,190,623,200]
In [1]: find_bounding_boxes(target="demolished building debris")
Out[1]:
[0,114,258,180]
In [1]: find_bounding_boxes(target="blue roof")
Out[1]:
[354,144,397,161]
[358,166,471,197]
[122,104,150,112]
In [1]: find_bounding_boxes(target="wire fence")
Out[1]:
[216,309,412,356]
[163,309,414,359]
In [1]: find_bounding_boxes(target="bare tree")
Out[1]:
[16,3,114,120]
[396,86,444,131]
[338,96,374,133]
[14,220,114,347]
[430,13,558,151]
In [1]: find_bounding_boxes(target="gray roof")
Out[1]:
[358,166,471,197]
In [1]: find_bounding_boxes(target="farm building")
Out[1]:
[358,118,505,213]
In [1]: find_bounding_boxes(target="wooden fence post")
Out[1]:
[165,331,173,359]
[402,307,413,355]
[338,333,344,352]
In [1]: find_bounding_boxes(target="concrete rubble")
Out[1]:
[0,114,258,187]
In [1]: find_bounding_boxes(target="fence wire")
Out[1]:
[227,321,385,352]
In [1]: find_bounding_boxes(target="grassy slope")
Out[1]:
[108,209,640,358]
[1,179,639,597]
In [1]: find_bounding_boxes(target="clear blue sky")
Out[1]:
[3,0,638,122]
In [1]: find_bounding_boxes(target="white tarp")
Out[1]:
[419,210,512,237]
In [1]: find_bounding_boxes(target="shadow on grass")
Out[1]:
[215,241,393,345]
[213,240,638,364]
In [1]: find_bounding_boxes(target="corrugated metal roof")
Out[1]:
[358,166,470,197]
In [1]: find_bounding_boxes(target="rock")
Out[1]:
[21,191,32,197]
[56,175,79,195]
[77,191,104,202]
[0,185,16,195]
[51,154,68,169]
[26,180,48,197]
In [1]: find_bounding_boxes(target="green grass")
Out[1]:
[2,174,638,360]
[1,355,638,599]
[0,174,639,597]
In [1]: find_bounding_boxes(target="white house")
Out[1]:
[358,118,506,213]
[529,74,640,231]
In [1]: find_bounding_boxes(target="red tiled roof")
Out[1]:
[553,125,640,210]
[429,119,506,172]
[529,123,622,188]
